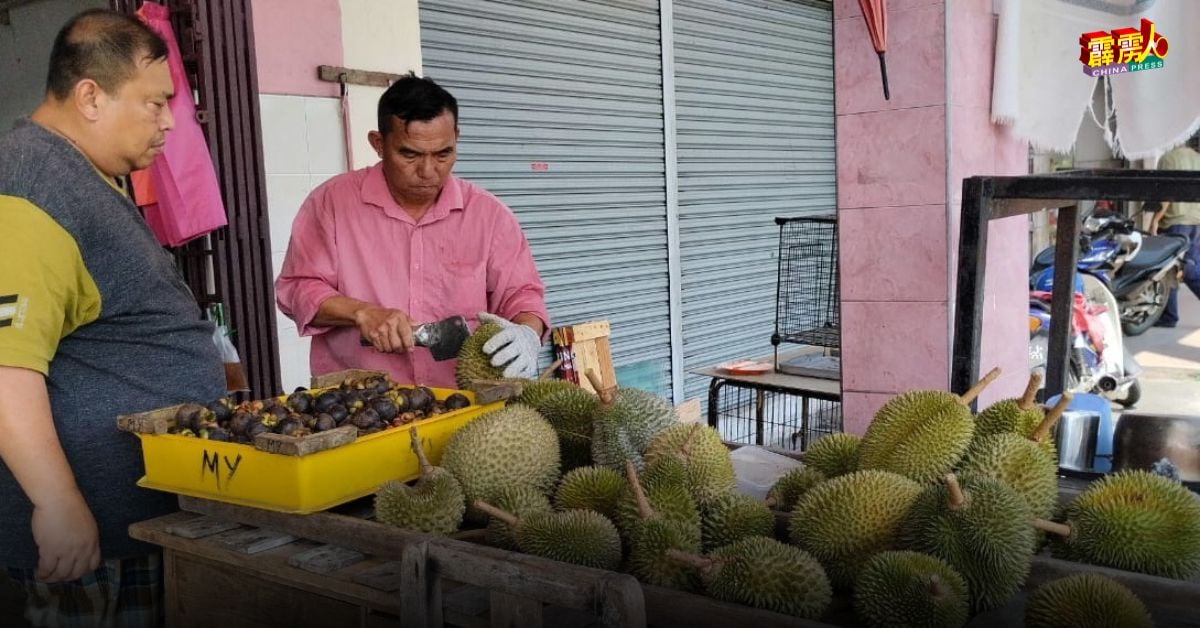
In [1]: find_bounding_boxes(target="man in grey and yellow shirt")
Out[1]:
[1149,142,1200,328]
[0,10,225,627]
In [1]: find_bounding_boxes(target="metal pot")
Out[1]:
[1056,410,1100,472]
[1112,412,1200,482]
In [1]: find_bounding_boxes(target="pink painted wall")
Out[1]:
[835,0,1031,432]
[250,0,342,97]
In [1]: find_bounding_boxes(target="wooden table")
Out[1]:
[692,348,842,450]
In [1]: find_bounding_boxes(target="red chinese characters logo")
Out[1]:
[1080,18,1169,71]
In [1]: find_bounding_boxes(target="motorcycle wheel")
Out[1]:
[1122,280,1169,337]
[1115,380,1141,408]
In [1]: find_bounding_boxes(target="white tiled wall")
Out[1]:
[260,94,349,391]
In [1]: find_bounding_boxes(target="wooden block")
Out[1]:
[675,400,702,425]
[116,404,184,434]
[165,515,241,539]
[490,591,543,628]
[211,527,298,555]
[253,425,357,456]
[287,544,366,575]
[561,321,610,343]
[310,369,389,390]
[468,380,523,404]
[352,561,406,593]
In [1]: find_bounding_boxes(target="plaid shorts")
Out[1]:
[4,552,162,628]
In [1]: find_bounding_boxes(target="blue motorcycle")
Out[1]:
[1031,212,1189,336]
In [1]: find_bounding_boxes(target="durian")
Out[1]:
[475,500,622,571]
[643,423,736,505]
[1024,573,1154,628]
[803,432,862,478]
[701,493,774,552]
[587,370,676,471]
[857,368,1000,483]
[853,551,970,628]
[374,428,465,535]
[512,378,578,409]
[615,462,701,548]
[555,466,625,520]
[536,386,601,472]
[1038,470,1200,579]
[898,474,1035,612]
[972,372,1057,459]
[668,537,832,618]
[455,322,508,389]
[957,396,1069,521]
[789,469,922,588]
[766,466,826,512]
[441,404,560,519]
[624,462,703,591]
[485,485,553,550]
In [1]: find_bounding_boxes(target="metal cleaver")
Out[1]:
[359,315,471,361]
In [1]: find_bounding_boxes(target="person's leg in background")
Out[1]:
[1159,224,1200,327]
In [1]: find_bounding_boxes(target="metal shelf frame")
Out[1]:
[952,168,1200,403]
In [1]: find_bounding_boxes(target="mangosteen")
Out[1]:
[228,411,254,436]
[293,386,308,393]
[314,391,343,414]
[286,391,313,414]
[246,422,270,440]
[351,408,382,430]
[177,428,197,438]
[174,404,207,432]
[344,390,368,412]
[444,393,471,410]
[296,413,317,429]
[267,405,290,422]
[407,387,435,414]
[328,404,350,425]
[369,377,391,396]
[315,414,337,432]
[397,411,419,425]
[205,427,233,442]
[390,389,410,413]
[276,417,304,437]
[206,398,234,422]
[369,397,399,422]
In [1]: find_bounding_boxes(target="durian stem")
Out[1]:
[539,359,563,381]
[928,574,946,598]
[679,423,701,457]
[409,428,433,476]
[958,367,1002,406]
[1032,518,1072,539]
[665,549,714,572]
[945,474,966,510]
[585,369,616,405]
[1019,372,1043,410]
[765,495,778,508]
[625,461,656,521]
[1031,393,1073,444]
[473,500,520,528]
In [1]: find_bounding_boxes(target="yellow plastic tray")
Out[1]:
[134,387,502,514]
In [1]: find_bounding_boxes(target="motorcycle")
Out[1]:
[1030,211,1190,336]
[1028,265,1142,408]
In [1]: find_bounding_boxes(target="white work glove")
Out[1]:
[478,312,541,379]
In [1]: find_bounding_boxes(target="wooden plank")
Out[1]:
[288,544,367,575]
[317,64,402,88]
[442,585,491,627]
[641,584,835,628]
[675,399,702,425]
[468,380,524,404]
[116,404,183,434]
[254,425,358,456]
[211,526,298,554]
[310,368,390,389]
[352,561,405,593]
[131,518,403,615]
[489,591,543,628]
[165,514,242,539]
[400,540,443,628]
[565,321,611,343]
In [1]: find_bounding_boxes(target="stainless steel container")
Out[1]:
[1112,412,1200,482]
[1057,410,1100,472]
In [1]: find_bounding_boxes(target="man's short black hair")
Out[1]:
[46,9,168,101]
[377,72,458,136]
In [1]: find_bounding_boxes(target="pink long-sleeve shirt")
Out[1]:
[275,164,549,389]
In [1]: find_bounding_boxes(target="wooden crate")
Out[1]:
[132,497,645,628]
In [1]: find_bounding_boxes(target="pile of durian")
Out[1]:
[372,328,1200,627]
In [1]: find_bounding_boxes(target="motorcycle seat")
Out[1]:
[1121,233,1189,272]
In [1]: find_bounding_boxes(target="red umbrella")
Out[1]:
[858,0,890,100]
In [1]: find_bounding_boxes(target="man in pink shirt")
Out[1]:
[276,74,549,389]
